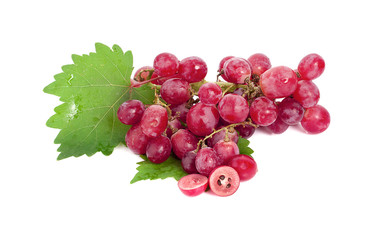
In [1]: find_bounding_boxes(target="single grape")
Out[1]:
[140,105,168,138]
[117,100,145,125]
[228,155,257,181]
[297,53,325,80]
[247,53,271,76]
[198,82,222,105]
[259,66,298,99]
[218,94,249,123]
[213,140,240,163]
[235,124,255,139]
[171,129,199,159]
[301,105,330,134]
[278,97,305,125]
[125,123,149,155]
[293,80,320,108]
[265,117,289,134]
[218,56,234,81]
[133,66,154,82]
[166,118,183,138]
[195,147,224,176]
[249,96,278,126]
[186,103,220,136]
[153,52,179,77]
[171,103,190,123]
[181,151,198,174]
[223,57,252,84]
[206,127,239,147]
[146,135,172,164]
[178,56,207,83]
[160,78,191,105]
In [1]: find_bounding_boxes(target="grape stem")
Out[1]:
[195,119,258,152]
[152,86,173,118]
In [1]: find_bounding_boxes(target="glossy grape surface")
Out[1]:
[181,151,198,174]
[140,105,168,138]
[160,78,191,105]
[214,140,240,163]
[223,57,252,84]
[293,80,320,108]
[186,103,220,136]
[249,96,278,126]
[278,97,305,125]
[265,117,289,134]
[297,53,325,80]
[171,129,199,159]
[247,53,271,76]
[198,82,222,105]
[259,66,298,99]
[146,135,172,163]
[125,124,149,155]
[117,100,145,125]
[153,52,179,77]
[218,94,249,124]
[228,155,257,181]
[179,56,207,83]
[301,105,330,134]
[195,147,224,176]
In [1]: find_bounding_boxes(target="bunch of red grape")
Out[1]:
[118,52,330,197]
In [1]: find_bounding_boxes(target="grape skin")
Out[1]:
[247,53,271,76]
[160,78,191,105]
[249,96,278,126]
[278,97,305,125]
[223,57,252,84]
[179,56,208,83]
[218,94,249,124]
[117,100,145,125]
[195,147,224,176]
[298,53,325,80]
[198,82,222,105]
[146,135,172,164]
[213,140,240,163]
[126,124,149,155]
[293,80,320,108]
[186,103,220,137]
[259,66,298,99]
[171,129,199,159]
[301,105,330,134]
[153,52,179,77]
[140,105,168,138]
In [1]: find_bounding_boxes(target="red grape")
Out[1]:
[140,105,168,138]
[171,129,199,159]
[195,147,224,176]
[293,80,320,108]
[218,56,234,81]
[160,78,191,105]
[178,56,207,83]
[235,125,255,139]
[206,127,239,147]
[223,57,252,84]
[278,97,305,125]
[265,117,289,134]
[247,53,271,76]
[166,118,183,138]
[146,135,172,164]
[186,103,220,136]
[117,100,145,125]
[301,105,330,134]
[181,151,198,174]
[228,155,257,181]
[125,123,149,155]
[213,140,240,163]
[298,53,325,80]
[218,94,249,124]
[198,82,222,105]
[249,96,278,126]
[259,66,298,99]
[153,52,179,77]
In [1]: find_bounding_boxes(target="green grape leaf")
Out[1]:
[130,155,188,184]
[237,137,254,156]
[44,43,155,160]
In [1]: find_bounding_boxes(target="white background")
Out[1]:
[1,0,376,239]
